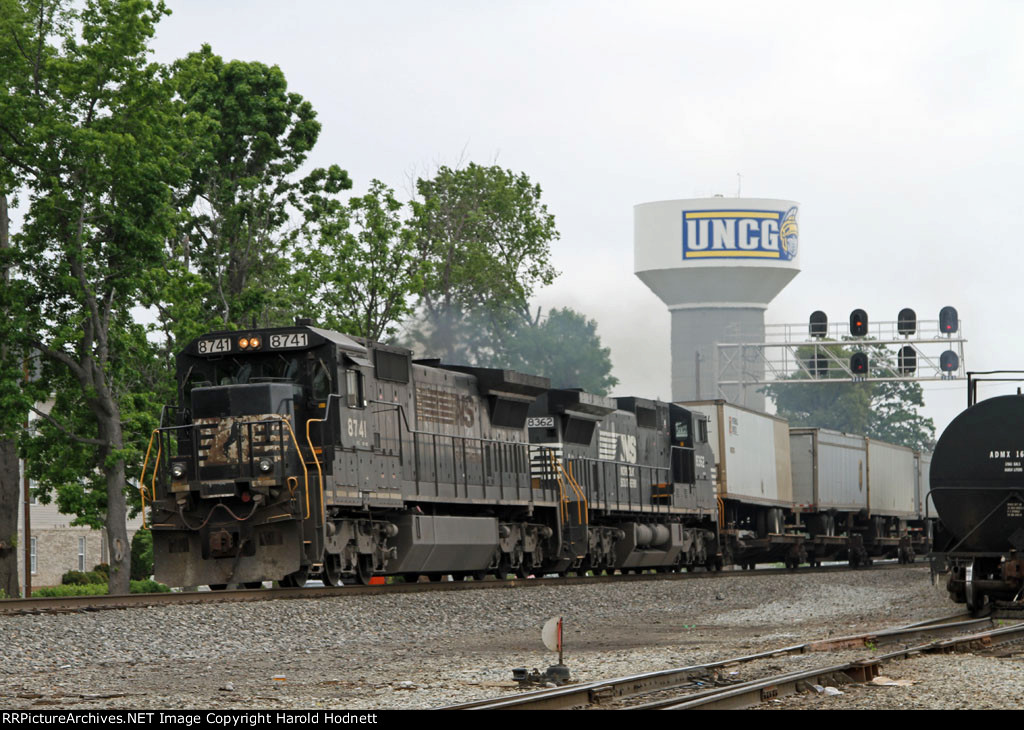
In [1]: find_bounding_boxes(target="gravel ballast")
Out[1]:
[0,565,1013,710]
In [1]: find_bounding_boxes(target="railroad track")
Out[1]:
[442,610,1024,710]
[0,561,916,615]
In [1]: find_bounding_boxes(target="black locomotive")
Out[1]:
[142,323,719,588]
[932,376,1024,612]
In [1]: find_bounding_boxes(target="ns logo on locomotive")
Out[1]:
[682,206,798,261]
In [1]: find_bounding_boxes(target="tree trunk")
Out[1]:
[0,192,20,598]
[0,439,20,599]
[96,390,131,595]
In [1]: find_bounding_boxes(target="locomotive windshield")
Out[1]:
[182,353,304,391]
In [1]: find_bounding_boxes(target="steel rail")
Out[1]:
[640,620,1024,710]
[0,560,916,616]
[442,611,977,710]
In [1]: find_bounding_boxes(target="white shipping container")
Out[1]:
[683,401,792,507]
[914,451,933,519]
[867,440,917,517]
[790,428,867,512]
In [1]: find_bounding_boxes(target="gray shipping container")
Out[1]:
[789,428,867,512]
[683,400,792,507]
[867,439,917,517]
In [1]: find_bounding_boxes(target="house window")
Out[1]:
[78,537,86,571]
[30,537,37,574]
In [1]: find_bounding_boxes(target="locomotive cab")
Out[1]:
[149,325,365,588]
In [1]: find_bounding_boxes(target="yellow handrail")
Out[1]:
[261,414,312,521]
[546,451,589,526]
[137,429,161,529]
[304,416,328,527]
[562,461,588,524]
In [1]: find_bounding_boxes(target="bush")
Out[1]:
[92,563,110,578]
[36,583,108,597]
[130,530,153,581]
[34,580,170,597]
[61,570,106,586]
[130,579,170,594]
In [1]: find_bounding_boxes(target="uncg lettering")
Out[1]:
[685,218,779,252]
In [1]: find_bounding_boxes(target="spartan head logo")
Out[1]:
[779,207,798,259]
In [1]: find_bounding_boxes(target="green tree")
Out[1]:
[292,179,423,340]
[0,0,187,593]
[166,45,351,333]
[492,308,618,395]
[766,342,935,451]
[409,163,559,360]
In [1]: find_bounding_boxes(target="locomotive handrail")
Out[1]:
[545,450,588,525]
[304,392,345,527]
[369,400,533,493]
[137,429,161,529]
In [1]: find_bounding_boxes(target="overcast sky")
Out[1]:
[149,1,1024,436]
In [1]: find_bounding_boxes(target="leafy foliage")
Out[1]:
[476,308,618,395]
[0,0,186,593]
[163,44,352,334]
[292,179,422,340]
[130,528,153,581]
[409,163,559,360]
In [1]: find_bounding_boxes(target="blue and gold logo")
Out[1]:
[682,207,798,261]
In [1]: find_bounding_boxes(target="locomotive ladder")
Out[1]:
[547,452,589,560]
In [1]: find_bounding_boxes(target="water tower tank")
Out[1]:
[634,198,801,410]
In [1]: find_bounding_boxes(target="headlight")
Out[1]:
[171,462,187,479]
[259,458,273,473]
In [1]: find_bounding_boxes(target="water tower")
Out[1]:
[634,198,801,410]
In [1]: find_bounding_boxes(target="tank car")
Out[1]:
[142,322,721,588]
[932,392,1024,611]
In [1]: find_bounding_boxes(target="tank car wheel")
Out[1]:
[401,573,421,584]
[280,567,308,588]
[516,554,534,579]
[208,584,227,591]
[428,574,444,582]
[242,582,264,589]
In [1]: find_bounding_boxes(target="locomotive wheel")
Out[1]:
[493,555,512,580]
[355,555,374,586]
[280,567,308,588]
[323,559,343,587]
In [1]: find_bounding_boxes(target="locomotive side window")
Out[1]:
[698,419,708,443]
[346,369,365,408]
[312,360,332,400]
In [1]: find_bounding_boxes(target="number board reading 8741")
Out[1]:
[270,333,308,349]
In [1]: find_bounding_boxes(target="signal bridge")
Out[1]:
[715,317,966,399]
